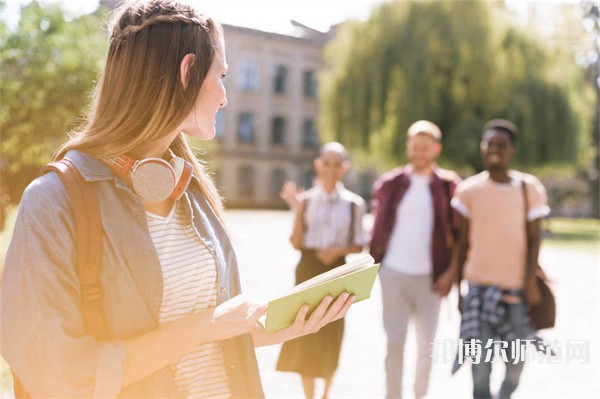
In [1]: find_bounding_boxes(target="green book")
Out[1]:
[262,254,380,333]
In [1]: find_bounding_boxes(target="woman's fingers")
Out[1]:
[318,292,350,325]
[248,303,268,327]
[307,292,355,332]
[303,295,333,333]
[332,294,355,321]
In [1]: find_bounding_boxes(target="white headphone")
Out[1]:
[110,151,193,203]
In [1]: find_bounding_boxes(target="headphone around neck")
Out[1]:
[110,151,193,203]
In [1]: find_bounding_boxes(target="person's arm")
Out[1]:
[523,177,549,306]
[121,295,266,386]
[434,213,469,296]
[280,181,303,210]
[524,218,542,306]
[368,177,389,263]
[315,244,363,266]
[290,198,306,250]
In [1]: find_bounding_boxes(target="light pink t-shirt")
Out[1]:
[451,171,550,289]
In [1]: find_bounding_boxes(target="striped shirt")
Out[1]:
[146,200,230,399]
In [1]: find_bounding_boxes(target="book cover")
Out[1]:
[263,254,380,333]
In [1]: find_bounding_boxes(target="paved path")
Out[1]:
[226,210,599,399]
[2,209,597,398]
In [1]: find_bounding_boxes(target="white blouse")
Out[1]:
[301,183,367,249]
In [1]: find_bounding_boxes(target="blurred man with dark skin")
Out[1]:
[370,120,461,399]
[449,119,549,398]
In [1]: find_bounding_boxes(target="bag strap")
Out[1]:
[348,201,356,247]
[38,159,109,340]
[13,160,109,398]
[521,179,529,226]
[521,179,548,282]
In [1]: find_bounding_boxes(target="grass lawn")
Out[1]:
[543,217,600,254]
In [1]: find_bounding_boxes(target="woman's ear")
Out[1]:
[179,53,196,89]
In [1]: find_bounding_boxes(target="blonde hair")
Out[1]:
[407,120,442,142]
[55,0,224,218]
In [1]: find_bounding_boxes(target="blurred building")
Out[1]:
[214,23,324,208]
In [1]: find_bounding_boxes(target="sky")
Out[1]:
[1,0,584,35]
[1,0,385,34]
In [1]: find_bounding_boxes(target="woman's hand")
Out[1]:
[252,292,355,347]
[280,181,303,210]
[210,295,268,341]
[316,246,343,266]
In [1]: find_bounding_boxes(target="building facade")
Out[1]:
[213,24,324,208]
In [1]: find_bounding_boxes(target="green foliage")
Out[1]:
[0,1,107,203]
[320,0,592,173]
[543,217,600,254]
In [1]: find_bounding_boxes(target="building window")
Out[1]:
[270,168,286,199]
[237,112,255,143]
[303,70,317,98]
[273,65,288,94]
[215,109,225,140]
[238,165,255,198]
[271,116,286,146]
[237,59,259,91]
[302,118,318,148]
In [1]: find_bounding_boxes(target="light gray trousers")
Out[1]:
[380,267,442,399]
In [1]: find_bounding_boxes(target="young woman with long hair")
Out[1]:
[0,1,354,397]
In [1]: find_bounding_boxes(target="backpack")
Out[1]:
[12,159,108,398]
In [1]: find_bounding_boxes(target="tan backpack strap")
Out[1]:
[11,371,30,399]
[39,159,109,340]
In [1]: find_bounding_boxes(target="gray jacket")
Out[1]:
[0,150,264,398]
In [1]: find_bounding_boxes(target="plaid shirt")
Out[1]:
[452,283,554,374]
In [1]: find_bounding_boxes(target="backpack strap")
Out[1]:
[13,160,108,398]
[38,159,109,339]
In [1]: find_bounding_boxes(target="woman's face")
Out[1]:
[181,41,228,141]
[315,151,348,185]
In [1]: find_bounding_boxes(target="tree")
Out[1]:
[581,0,599,217]
[320,0,591,174]
[0,1,107,215]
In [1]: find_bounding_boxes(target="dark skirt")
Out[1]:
[275,250,345,378]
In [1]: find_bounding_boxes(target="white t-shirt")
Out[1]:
[146,200,230,399]
[382,174,434,275]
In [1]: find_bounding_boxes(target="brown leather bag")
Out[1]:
[521,180,556,330]
[12,159,108,398]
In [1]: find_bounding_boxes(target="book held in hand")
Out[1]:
[262,253,380,333]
